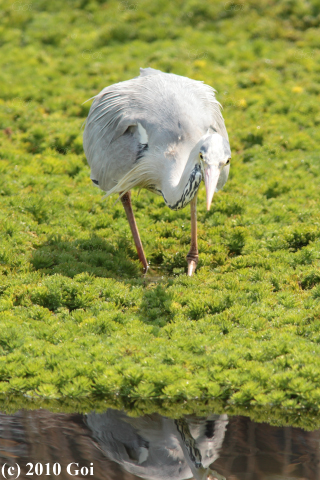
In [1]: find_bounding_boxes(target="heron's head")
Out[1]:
[198,133,231,210]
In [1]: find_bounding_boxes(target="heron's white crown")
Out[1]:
[199,133,231,168]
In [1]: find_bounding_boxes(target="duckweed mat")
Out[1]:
[1,0,320,420]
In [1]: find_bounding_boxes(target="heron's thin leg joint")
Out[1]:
[121,192,130,205]
[186,251,199,263]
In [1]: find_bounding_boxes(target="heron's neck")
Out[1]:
[161,163,202,210]
[175,419,209,480]
[159,138,205,210]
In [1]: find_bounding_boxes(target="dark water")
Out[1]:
[0,409,319,480]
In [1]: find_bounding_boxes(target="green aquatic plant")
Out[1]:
[0,0,320,422]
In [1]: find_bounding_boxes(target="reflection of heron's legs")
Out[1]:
[120,191,148,273]
[187,194,198,276]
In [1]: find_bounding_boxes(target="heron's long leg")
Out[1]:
[120,191,148,273]
[186,194,198,276]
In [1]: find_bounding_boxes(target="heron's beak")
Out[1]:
[204,165,221,211]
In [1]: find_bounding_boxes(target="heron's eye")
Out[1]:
[226,158,230,165]
[199,152,203,160]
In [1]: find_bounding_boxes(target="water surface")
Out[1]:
[0,409,319,480]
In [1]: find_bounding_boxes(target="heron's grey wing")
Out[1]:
[83,84,151,192]
[139,68,229,141]
[83,72,182,196]
[86,410,150,464]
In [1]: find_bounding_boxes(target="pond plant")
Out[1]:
[0,0,320,428]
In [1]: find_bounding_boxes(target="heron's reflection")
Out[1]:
[0,409,319,479]
[86,410,228,480]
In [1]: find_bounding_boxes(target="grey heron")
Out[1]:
[86,409,228,480]
[83,68,231,276]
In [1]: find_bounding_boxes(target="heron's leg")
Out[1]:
[186,194,198,276]
[120,191,148,273]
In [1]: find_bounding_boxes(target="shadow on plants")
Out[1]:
[30,234,141,279]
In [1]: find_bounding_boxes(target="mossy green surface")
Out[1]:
[1,0,320,427]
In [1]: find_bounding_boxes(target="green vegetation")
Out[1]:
[0,0,320,427]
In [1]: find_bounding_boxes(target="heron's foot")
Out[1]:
[186,252,198,276]
[142,261,149,275]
